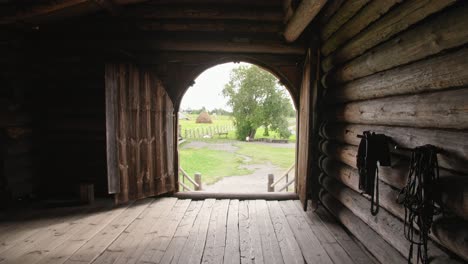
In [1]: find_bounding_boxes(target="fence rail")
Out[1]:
[182,125,234,139]
[179,167,202,191]
[268,163,295,192]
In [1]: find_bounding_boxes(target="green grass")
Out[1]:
[179,147,252,185]
[179,114,233,130]
[235,142,295,169]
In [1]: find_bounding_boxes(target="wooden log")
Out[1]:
[320,156,468,221]
[329,88,468,130]
[321,0,456,72]
[194,173,202,191]
[320,0,371,41]
[321,0,400,56]
[137,20,282,33]
[283,0,327,42]
[173,191,298,200]
[319,191,406,264]
[318,0,346,26]
[320,176,463,263]
[268,174,274,192]
[127,6,284,21]
[329,4,468,83]
[320,123,468,174]
[326,47,468,103]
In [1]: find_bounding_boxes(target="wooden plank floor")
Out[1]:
[0,198,378,264]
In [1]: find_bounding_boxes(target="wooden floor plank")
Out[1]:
[202,199,230,264]
[137,199,191,263]
[224,200,240,264]
[35,203,129,264]
[92,198,169,264]
[279,200,333,264]
[177,199,216,264]
[255,200,284,264]
[110,197,179,264]
[267,201,304,264]
[64,199,152,264]
[0,208,91,263]
[239,200,263,264]
[314,207,378,264]
[160,200,204,264]
[294,201,354,264]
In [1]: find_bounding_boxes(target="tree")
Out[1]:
[222,65,294,140]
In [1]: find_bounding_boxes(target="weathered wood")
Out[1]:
[202,199,229,264]
[329,88,468,130]
[178,199,216,264]
[318,0,346,25]
[239,200,263,263]
[322,0,456,72]
[160,201,203,264]
[279,200,333,263]
[320,191,406,264]
[326,47,468,102]
[320,0,370,41]
[194,173,202,191]
[174,191,298,200]
[321,0,400,56]
[321,177,461,263]
[432,217,468,262]
[268,173,275,192]
[65,199,151,264]
[313,206,378,264]
[223,200,240,264]
[105,64,120,195]
[138,199,191,263]
[93,0,122,15]
[320,123,468,173]
[255,200,284,264]
[266,200,304,264]
[283,0,327,42]
[138,20,282,33]
[330,4,468,83]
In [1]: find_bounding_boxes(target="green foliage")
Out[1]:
[222,65,295,140]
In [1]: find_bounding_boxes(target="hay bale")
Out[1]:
[196,111,213,123]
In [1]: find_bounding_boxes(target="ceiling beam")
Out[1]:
[283,0,328,42]
[93,0,123,16]
[137,20,282,33]
[125,6,283,21]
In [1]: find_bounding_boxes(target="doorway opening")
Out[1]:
[177,62,297,194]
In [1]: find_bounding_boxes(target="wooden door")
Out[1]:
[105,64,176,204]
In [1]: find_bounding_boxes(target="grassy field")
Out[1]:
[179,140,295,185]
[179,114,296,142]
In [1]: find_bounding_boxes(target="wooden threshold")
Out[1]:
[173,191,298,200]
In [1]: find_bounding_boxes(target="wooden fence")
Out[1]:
[182,125,234,139]
[268,163,295,192]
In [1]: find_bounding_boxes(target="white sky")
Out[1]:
[180,62,294,112]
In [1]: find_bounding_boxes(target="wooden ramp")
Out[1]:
[0,198,377,264]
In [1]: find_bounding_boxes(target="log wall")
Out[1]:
[317,0,468,262]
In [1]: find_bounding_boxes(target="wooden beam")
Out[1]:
[137,20,282,33]
[325,48,468,102]
[322,0,457,72]
[327,88,468,130]
[174,191,298,200]
[329,4,468,84]
[283,0,328,42]
[320,123,468,174]
[126,6,284,21]
[93,0,122,15]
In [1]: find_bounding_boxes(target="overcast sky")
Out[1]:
[180,62,293,112]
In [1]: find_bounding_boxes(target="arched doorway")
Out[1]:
[177,62,298,194]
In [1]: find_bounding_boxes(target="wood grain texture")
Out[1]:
[330,4,468,83]
[326,47,468,102]
[322,0,456,72]
[329,88,468,130]
[321,0,401,56]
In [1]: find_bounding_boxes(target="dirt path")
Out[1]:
[181,140,295,192]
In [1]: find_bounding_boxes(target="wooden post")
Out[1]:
[80,183,94,204]
[286,173,289,192]
[194,173,202,191]
[268,174,274,192]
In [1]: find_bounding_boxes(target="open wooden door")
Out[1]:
[296,49,312,210]
[105,64,176,204]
